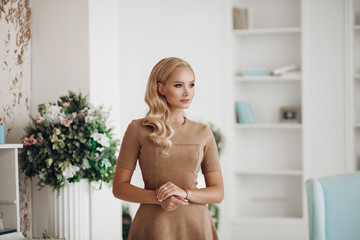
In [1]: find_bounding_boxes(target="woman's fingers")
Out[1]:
[157,182,174,201]
[173,197,189,206]
[156,182,186,202]
[160,196,189,211]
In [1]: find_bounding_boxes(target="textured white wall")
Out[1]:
[0,0,32,237]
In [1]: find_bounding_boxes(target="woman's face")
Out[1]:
[158,67,195,110]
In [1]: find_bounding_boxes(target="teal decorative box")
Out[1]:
[0,125,5,144]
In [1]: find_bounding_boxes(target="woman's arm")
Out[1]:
[187,171,224,204]
[112,166,189,210]
[156,171,224,204]
[112,167,158,204]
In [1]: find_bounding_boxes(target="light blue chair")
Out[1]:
[305,173,360,240]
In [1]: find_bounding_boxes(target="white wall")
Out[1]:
[302,0,347,180]
[31,0,90,116]
[118,0,226,127]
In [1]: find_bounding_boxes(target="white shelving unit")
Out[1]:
[0,144,26,240]
[225,0,306,238]
[233,27,301,35]
[347,0,360,172]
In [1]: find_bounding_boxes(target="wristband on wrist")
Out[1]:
[182,188,188,200]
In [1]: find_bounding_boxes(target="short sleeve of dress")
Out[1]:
[116,120,140,171]
[201,126,222,174]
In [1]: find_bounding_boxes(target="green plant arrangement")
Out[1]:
[207,122,225,230]
[19,91,119,192]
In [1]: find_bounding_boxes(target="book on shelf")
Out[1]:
[271,64,299,76]
[233,7,250,29]
[235,101,256,124]
[279,70,301,78]
[241,68,271,77]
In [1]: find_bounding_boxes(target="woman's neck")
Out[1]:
[168,109,185,125]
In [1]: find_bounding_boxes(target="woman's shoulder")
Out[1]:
[128,117,153,133]
[186,118,212,135]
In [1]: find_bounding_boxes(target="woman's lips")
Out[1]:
[181,99,190,103]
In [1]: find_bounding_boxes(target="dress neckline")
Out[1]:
[170,116,187,129]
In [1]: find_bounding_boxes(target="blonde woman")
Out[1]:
[113,57,224,240]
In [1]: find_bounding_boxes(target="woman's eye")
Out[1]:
[190,83,195,88]
[175,84,182,88]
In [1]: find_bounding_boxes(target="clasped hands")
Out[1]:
[156,182,189,211]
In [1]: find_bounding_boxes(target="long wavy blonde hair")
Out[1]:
[142,57,195,156]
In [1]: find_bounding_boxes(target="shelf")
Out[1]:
[235,123,302,129]
[229,216,306,227]
[0,200,17,204]
[0,144,23,149]
[234,27,301,35]
[0,229,17,236]
[235,75,301,82]
[235,169,303,176]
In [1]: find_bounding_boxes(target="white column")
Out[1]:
[89,0,122,239]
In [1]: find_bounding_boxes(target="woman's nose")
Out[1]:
[183,86,189,96]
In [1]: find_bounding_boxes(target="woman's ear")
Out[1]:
[157,83,165,95]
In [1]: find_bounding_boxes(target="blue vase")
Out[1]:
[0,125,5,144]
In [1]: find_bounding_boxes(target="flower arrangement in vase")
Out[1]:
[20,91,119,191]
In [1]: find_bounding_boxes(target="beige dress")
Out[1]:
[117,116,221,240]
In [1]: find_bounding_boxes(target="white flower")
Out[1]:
[82,158,90,169]
[44,102,51,109]
[100,158,112,169]
[91,180,102,189]
[44,105,63,123]
[27,150,32,162]
[39,168,46,180]
[57,174,62,181]
[62,163,80,179]
[91,133,110,148]
[97,147,105,152]
[85,116,98,123]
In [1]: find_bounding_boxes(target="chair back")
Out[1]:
[306,173,360,240]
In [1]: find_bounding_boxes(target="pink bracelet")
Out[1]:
[182,188,188,200]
